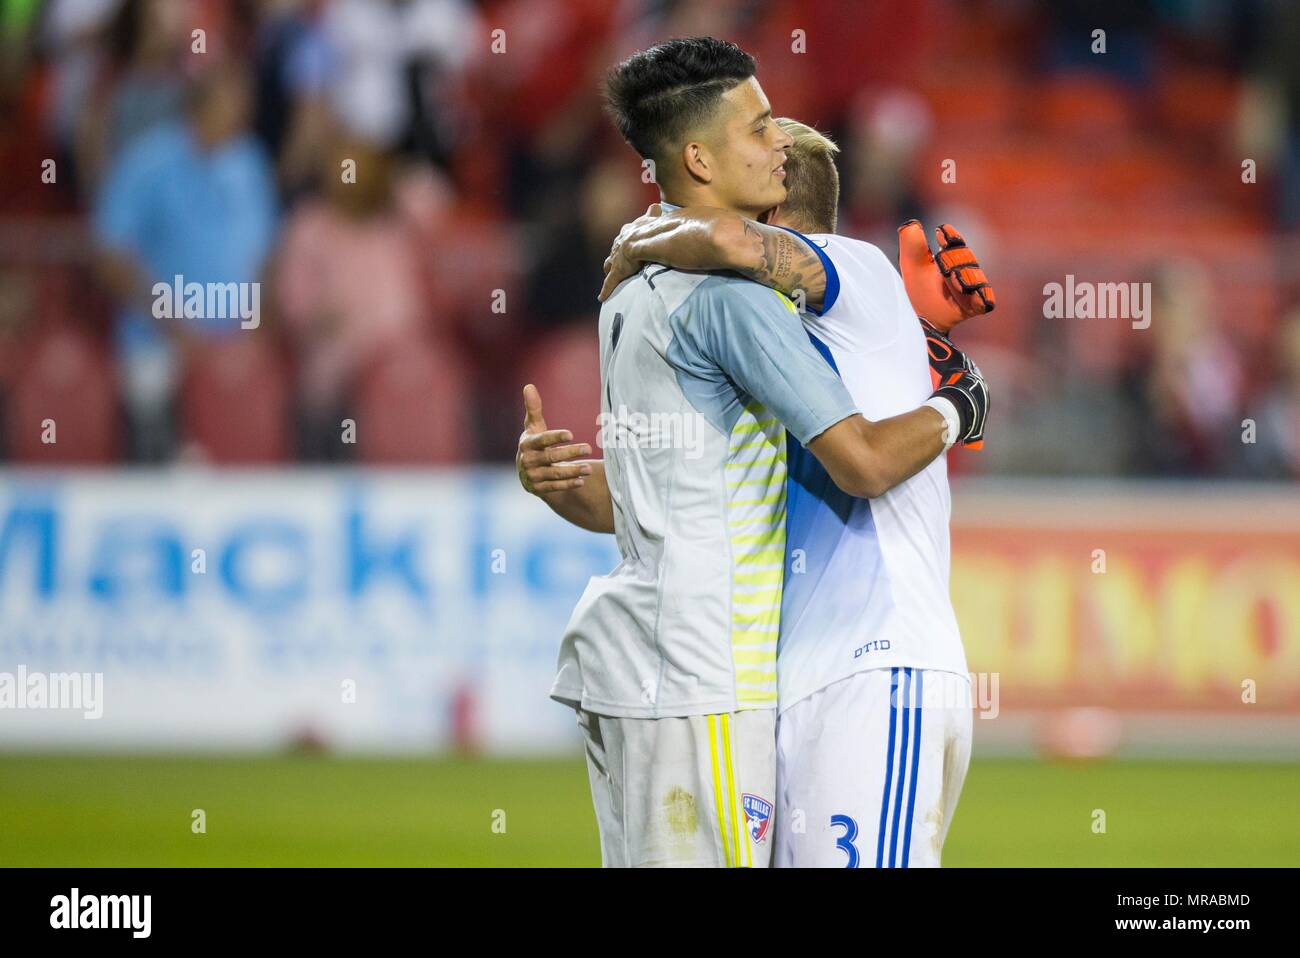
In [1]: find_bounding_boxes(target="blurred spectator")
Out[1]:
[34,0,120,198]
[252,0,337,201]
[321,0,479,154]
[1242,0,1300,228]
[92,61,277,461]
[839,89,933,251]
[1038,0,1158,87]
[978,316,1134,478]
[274,133,437,459]
[1241,307,1300,479]
[76,0,194,196]
[1124,262,1245,477]
[525,157,645,333]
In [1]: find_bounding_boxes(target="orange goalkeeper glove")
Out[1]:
[898,220,995,334]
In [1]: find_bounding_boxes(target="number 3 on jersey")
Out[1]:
[830,814,859,868]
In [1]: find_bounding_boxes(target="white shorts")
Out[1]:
[774,667,972,868]
[576,707,776,867]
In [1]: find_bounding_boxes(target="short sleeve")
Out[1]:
[685,278,859,446]
[776,226,839,315]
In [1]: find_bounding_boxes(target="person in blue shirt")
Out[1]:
[93,62,278,461]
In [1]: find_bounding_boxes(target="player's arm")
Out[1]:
[599,206,827,310]
[516,385,614,534]
[807,410,946,499]
[691,283,987,499]
[811,327,990,495]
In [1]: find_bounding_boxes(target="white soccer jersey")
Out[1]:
[777,232,969,713]
[550,264,859,719]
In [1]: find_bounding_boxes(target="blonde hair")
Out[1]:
[776,118,840,233]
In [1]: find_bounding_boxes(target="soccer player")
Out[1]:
[595,118,994,867]
[516,39,988,867]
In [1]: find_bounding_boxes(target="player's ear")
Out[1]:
[682,141,713,184]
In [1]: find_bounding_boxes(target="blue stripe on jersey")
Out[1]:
[805,329,839,371]
[876,667,899,868]
[776,227,841,315]
[902,669,925,867]
[889,667,913,867]
[781,330,882,657]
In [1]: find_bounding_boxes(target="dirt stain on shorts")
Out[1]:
[662,786,699,836]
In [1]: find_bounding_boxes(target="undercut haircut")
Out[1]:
[776,118,841,233]
[604,37,756,174]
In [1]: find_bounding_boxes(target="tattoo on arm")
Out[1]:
[731,221,827,311]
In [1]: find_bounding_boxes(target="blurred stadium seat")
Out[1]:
[520,323,601,452]
[354,337,472,464]
[180,334,289,463]
[8,323,116,464]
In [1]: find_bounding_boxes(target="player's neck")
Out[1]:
[661,184,760,220]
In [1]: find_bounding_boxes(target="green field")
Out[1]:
[1,754,1296,867]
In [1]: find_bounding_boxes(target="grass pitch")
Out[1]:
[0,753,1295,867]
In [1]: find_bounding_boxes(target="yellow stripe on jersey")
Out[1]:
[707,715,730,867]
[731,418,779,435]
[726,456,785,471]
[733,616,780,631]
[725,402,785,707]
[734,548,786,565]
[733,631,780,647]
[732,570,782,586]
[721,715,743,868]
[729,436,779,454]
[733,590,780,605]
[772,289,800,315]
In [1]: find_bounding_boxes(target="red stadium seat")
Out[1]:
[519,324,601,452]
[920,73,1022,135]
[353,337,472,464]
[181,334,290,463]
[1037,74,1135,141]
[8,325,117,463]
[1157,67,1238,141]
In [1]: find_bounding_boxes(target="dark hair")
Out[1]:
[604,37,756,169]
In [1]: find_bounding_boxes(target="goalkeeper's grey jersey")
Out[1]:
[551,265,858,718]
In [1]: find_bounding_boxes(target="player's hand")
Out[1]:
[517,384,594,495]
[599,203,663,301]
[922,319,990,448]
[899,220,995,334]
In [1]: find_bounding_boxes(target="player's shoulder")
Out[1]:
[690,271,797,310]
[604,263,703,312]
[656,267,793,319]
[805,233,896,276]
[606,265,793,324]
